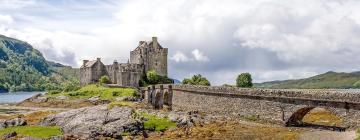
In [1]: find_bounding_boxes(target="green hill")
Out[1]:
[0,34,79,92]
[255,71,360,89]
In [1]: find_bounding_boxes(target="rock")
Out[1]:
[0,117,27,129]
[168,113,179,122]
[116,96,127,101]
[177,115,193,127]
[123,121,144,136]
[19,137,43,140]
[2,131,17,139]
[22,93,47,103]
[124,96,141,102]
[32,96,48,103]
[49,136,63,140]
[56,95,69,100]
[41,105,139,138]
[88,96,100,103]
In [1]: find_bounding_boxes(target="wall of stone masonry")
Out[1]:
[145,84,360,128]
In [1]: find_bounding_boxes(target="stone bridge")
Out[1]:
[142,84,360,129]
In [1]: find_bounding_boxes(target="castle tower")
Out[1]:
[130,37,168,76]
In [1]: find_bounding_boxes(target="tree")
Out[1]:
[147,70,161,84]
[353,80,360,88]
[236,73,253,88]
[62,79,80,92]
[99,75,110,84]
[139,70,173,86]
[182,74,210,86]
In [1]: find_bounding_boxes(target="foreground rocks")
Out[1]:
[40,105,142,139]
[0,117,27,129]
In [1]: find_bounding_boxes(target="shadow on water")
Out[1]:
[289,122,347,132]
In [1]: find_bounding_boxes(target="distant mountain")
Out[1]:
[255,71,360,89]
[0,34,78,92]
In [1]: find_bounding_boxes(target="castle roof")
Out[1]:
[81,60,97,68]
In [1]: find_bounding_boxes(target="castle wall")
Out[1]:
[91,61,107,83]
[80,67,92,86]
[147,48,167,76]
[105,63,119,84]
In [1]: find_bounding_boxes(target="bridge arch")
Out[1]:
[285,106,344,130]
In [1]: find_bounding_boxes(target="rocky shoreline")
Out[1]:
[0,91,356,140]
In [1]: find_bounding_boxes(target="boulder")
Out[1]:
[2,131,17,139]
[55,95,69,100]
[87,96,100,103]
[41,105,142,138]
[168,113,180,122]
[0,117,27,129]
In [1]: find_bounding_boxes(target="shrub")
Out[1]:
[236,73,253,88]
[61,79,80,92]
[139,70,173,86]
[353,80,360,88]
[99,75,110,84]
[182,74,210,86]
[47,90,61,95]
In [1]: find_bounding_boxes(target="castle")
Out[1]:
[80,37,168,87]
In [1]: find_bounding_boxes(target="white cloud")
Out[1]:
[0,0,35,10]
[0,15,13,25]
[171,51,189,62]
[191,49,209,62]
[170,49,209,62]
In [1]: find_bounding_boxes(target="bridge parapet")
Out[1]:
[143,84,360,103]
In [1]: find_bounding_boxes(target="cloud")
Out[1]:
[171,51,189,62]
[192,49,209,62]
[0,15,13,26]
[171,49,209,62]
[1,0,360,85]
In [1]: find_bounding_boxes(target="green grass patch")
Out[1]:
[47,84,137,101]
[355,128,360,140]
[108,101,134,109]
[243,115,258,122]
[140,112,177,132]
[0,126,62,138]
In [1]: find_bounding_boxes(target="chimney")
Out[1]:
[83,60,89,66]
[97,58,101,62]
[152,37,157,43]
[152,37,158,48]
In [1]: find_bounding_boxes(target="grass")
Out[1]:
[140,112,177,132]
[243,115,258,122]
[47,84,137,101]
[108,101,134,109]
[0,126,62,138]
[355,129,360,140]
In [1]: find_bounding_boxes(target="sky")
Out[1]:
[1,0,360,85]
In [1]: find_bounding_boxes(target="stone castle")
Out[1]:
[80,37,168,87]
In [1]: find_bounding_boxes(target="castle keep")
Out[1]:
[80,37,168,87]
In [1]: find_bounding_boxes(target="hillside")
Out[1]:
[0,34,79,92]
[255,71,360,89]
